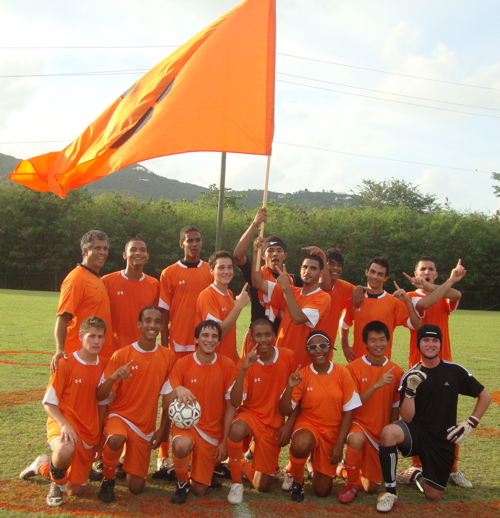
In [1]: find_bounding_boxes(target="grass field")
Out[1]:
[0,288,498,517]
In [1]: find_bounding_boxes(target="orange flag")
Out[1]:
[10,0,275,198]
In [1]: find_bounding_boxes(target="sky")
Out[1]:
[1,0,499,213]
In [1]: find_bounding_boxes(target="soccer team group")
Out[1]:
[19,207,491,513]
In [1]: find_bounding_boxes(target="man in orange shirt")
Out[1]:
[96,306,176,503]
[196,251,250,364]
[252,237,331,367]
[341,257,421,362]
[20,316,107,507]
[161,320,237,504]
[339,321,403,504]
[102,238,159,350]
[52,230,113,370]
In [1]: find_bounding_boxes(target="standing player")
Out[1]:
[96,306,176,503]
[226,318,298,504]
[196,251,250,364]
[102,238,159,350]
[375,325,491,513]
[338,321,403,503]
[280,331,361,502]
[20,317,107,507]
[341,257,421,362]
[52,230,113,369]
[252,237,331,367]
[161,320,236,504]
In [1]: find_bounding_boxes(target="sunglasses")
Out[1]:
[306,343,331,351]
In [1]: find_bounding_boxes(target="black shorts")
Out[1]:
[394,420,455,491]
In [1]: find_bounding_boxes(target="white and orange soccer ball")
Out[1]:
[168,398,202,429]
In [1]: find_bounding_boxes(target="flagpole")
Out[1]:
[255,155,271,271]
[215,152,227,251]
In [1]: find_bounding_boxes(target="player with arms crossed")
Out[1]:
[375,324,491,513]
[338,321,403,504]
[161,320,236,504]
[226,318,299,504]
[20,317,107,507]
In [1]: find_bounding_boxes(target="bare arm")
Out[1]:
[52,313,72,371]
[469,389,491,422]
[359,367,395,404]
[230,347,259,407]
[233,208,268,266]
[96,360,133,401]
[214,400,237,463]
[330,409,354,465]
[278,265,309,325]
[44,402,78,445]
[340,325,355,363]
[393,281,421,330]
[250,237,268,293]
[399,393,415,423]
[161,308,170,347]
[279,366,302,416]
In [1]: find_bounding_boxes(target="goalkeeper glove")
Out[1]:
[446,416,480,444]
[404,362,427,398]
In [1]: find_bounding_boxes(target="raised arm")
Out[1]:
[219,284,250,339]
[393,281,422,330]
[251,237,269,293]
[277,265,309,325]
[233,208,268,266]
[230,346,259,407]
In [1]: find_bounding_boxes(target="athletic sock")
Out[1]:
[289,454,306,485]
[102,444,122,480]
[241,459,255,485]
[172,452,190,483]
[345,445,363,486]
[227,440,243,483]
[158,440,171,461]
[39,461,51,480]
[379,445,398,493]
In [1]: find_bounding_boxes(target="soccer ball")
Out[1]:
[168,398,202,429]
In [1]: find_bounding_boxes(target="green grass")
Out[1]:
[0,289,499,517]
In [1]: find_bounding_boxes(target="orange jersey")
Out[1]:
[235,347,298,429]
[57,265,113,359]
[341,291,417,359]
[322,279,355,346]
[43,352,105,447]
[292,362,361,434]
[346,357,403,443]
[408,291,458,366]
[269,284,331,367]
[159,260,213,353]
[165,353,236,442]
[102,271,160,349]
[196,284,238,363]
[259,265,295,322]
[101,343,176,436]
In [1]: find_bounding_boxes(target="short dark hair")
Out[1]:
[179,226,201,241]
[125,238,147,252]
[194,320,222,340]
[138,306,163,322]
[250,318,274,334]
[303,254,324,271]
[325,248,344,267]
[415,256,437,271]
[366,257,390,276]
[208,250,235,269]
[80,316,107,334]
[80,230,108,252]
[362,320,390,344]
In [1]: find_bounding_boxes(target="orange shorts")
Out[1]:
[348,423,382,484]
[234,410,280,476]
[47,421,94,486]
[104,416,150,479]
[293,419,338,478]
[172,426,217,487]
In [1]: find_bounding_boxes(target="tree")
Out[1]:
[492,172,500,197]
[198,183,248,210]
[351,178,440,213]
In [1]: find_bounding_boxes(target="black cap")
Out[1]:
[417,324,442,348]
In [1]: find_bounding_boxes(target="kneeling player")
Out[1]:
[376,325,491,513]
[338,321,403,503]
[96,306,176,503]
[227,318,298,504]
[162,320,236,504]
[20,317,107,507]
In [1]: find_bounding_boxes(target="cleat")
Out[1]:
[20,454,50,480]
[335,462,348,479]
[227,482,244,504]
[338,483,359,504]
[156,456,169,471]
[213,462,231,479]
[449,470,473,488]
[290,481,304,502]
[152,463,176,480]
[376,492,398,513]
[282,472,293,491]
[396,465,422,484]
[46,482,64,507]
[98,478,115,503]
[171,481,190,504]
[88,468,103,482]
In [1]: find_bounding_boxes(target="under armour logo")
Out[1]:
[74,379,82,383]
[116,291,124,295]
[254,378,261,383]
[221,307,227,312]
[307,387,313,391]
[179,280,185,285]
[444,382,450,386]
[191,379,197,383]
[131,365,138,371]
[362,378,368,382]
